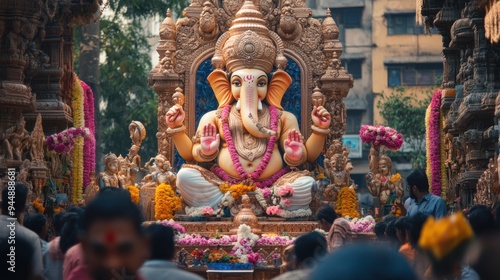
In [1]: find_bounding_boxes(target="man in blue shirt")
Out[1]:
[402,170,447,219]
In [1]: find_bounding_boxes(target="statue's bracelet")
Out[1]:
[167,125,186,135]
[311,125,330,136]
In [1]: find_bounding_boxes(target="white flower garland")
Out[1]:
[185,206,209,217]
[278,208,312,218]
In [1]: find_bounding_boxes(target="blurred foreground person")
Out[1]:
[61,207,85,279]
[0,235,43,280]
[467,204,495,237]
[280,244,296,274]
[316,204,338,233]
[472,233,500,280]
[404,170,447,218]
[328,217,350,252]
[312,244,417,280]
[273,231,328,280]
[407,213,430,279]
[43,211,65,280]
[0,183,43,278]
[374,221,387,240]
[395,217,414,263]
[67,194,149,280]
[140,224,203,280]
[24,213,48,253]
[418,212,478,280]
[385,219,400,251]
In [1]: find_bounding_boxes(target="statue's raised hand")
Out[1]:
[284,129,304,162]
[165,105,185,128]
[200,123,220,156]
[311,106,331,129]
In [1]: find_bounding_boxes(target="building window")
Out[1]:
[346,110,363,134]
[344,59,363,79]
[386,13,425,35]
[387,63,442,87]
[330,7,363,28]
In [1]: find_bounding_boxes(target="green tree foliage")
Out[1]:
[75,0,190,167]
[376,87,432,170]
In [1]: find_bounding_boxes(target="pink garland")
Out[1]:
[46,127,92,154]
[427,90,442,195]
[81,80,95,188]
[220,105,281,182]
[359,125,403,151]
[211,165,287,188]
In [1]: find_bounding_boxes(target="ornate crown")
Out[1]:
[104,152,118,166]
[212,0,287,73]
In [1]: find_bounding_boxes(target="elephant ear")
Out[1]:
[266,70,292,110]
[207,69,234,108]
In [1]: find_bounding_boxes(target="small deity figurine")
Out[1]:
[117,155,132,187]
[99,153,120,188]
[366,149,403,206]
[141,154,176,188]
[129,121,146,148]
[323,140,352,204]
[2,117,31,161]
[127,145,141,183]
[165,1,331,211]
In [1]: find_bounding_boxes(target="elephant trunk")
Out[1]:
[240,85,276,138]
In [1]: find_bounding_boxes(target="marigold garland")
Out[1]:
[390,173,402,184]
[71,74,85,204]
[154,183,182,220]
[229,183,256,199]
[219,182,231,194]
[33,198,45,214]
[336,187,360,218]
[440,114,447,199]
[126,185,140,204]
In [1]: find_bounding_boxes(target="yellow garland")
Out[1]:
[154,183,182,220]
[440,114,447,199]
[336,187,360,218]
[229,183,256,199]
[218,182,231,194]
[419,213,473,261]
[425,103,432,190]
[33,198,45,214]
[126,185,140,204]
[390,173,402,184]
[316,173,326,179]
[71,74,84,204]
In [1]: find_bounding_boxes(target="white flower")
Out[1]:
[239,255,249,263]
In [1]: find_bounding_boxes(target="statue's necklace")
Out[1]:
[221,104,279,182]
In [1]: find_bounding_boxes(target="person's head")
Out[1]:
[382,214,397,224]
[374,221,387,240]
[394,217,412,244]
[143,224,174,260]
[60,207,84,254]
[2,183,28,218]
[52,211,66,236]
[312,244,417,280]
[406,170,429,199]
[467,204,495,236]
[293,231,327,269]
[97,187,132,202]
[0,236,36,280]
[82,194,147,280]
[316,204,337,232]
[408,213,429,247]
[24,214,48,240]
[385,219,400,247]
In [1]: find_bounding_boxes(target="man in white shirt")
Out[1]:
[0,183,43,278]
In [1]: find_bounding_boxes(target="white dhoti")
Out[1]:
[176,164,314,210]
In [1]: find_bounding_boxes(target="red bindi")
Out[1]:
[105,230,117,245]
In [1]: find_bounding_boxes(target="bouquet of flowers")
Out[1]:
[359,125,403,151]
[277,185,294,198]
[158,219,186,234]
[348,215,376,233]
[255,234,294,246]
[191,249,205,260]
[177,234,237,246]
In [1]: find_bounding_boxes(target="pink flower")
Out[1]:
[281,198,291,208]
[261,188,271,198]
[266,206,282,216]
[277,185,294,197]
[200,206,214,216]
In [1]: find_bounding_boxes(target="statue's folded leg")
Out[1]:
[176,165,224,208]
[275,171,314,211]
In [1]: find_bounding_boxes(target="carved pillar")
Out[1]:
[149,10,182,164]
[319,10,353,148]
[0,0,45,130]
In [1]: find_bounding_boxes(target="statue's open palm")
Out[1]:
[284,129,304,162]
[200,123,220,156]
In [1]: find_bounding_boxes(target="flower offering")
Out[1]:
[359,125,403,150]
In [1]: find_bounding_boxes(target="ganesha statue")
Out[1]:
[366,146,403,208]
[165,1,331,214]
